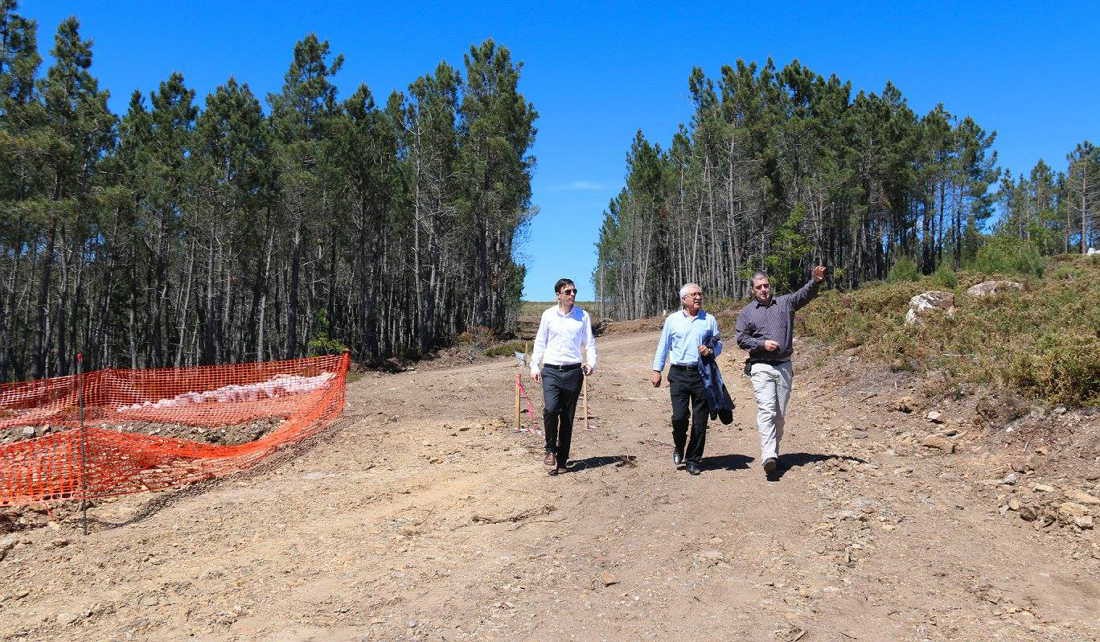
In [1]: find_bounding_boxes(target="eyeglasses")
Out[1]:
[684,292,703,298]
[560,288,578,295]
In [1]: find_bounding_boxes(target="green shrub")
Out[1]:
[931,263,958,289]
[971,236,1045,277]
[307,335,349,356]
[887,256,920,283]
[485,340,528,358]
[456,325,495,349]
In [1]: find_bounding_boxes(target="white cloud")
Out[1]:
[553,180,605,192]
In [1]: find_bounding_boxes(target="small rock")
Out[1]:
[965,280,1024,298]
[905,291,956,326]
[0,536,18,561]
[1064,489,1100,506]
[57,612,81,626]
[21,426,35,438]
[598,571,619,587]
[696,549,725,562]
[1075,515,1093,529]
[1032,484,1056,493]
[1008,498,1021,511]
[1002,472,1020,486]
[920,435,956,453]
[926,410,944,423]
[1058,502,1090,520]
[1019,506,1038,521]
[893,396,917,413]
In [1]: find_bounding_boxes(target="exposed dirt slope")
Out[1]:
[1,331,1097,641]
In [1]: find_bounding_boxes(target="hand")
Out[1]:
[532,370,541,383]
[582,365,592,376]
[650,371,662,388]
[763,340,779,352]
[697,345,712,357]
[812,265,827,283]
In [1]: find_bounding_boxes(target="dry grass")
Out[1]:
[801,254,1100,407]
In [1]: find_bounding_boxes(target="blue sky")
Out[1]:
[27,1,1100,299]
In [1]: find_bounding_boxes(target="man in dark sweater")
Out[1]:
[735,266,826,480]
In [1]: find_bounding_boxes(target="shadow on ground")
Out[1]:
[568,455,637,473]
[773,452,867,480]
[700,453,755,471]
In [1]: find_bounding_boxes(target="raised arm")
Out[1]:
[788,266,826,311]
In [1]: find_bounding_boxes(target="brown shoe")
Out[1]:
[544,451,556,467]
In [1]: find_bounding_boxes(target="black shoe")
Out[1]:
[718,408,734,425]
[686,461,702,476]
[673,451,684,465]
[763,457,779,481]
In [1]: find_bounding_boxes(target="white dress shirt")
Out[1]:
[530,305,597,376]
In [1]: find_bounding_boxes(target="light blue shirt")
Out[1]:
[651,309,723,372]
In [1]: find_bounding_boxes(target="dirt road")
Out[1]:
[2,331,1098,641]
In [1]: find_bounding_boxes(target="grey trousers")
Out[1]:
[749,361,793,461]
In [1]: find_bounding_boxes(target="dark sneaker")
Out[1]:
[763,457,779,481]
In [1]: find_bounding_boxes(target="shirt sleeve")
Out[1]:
[735,308,760,352]
[787,278,820,311]
[530,309,549,377]
[583,311,597,372]
[651,317,672,372]
[710,316,723,358]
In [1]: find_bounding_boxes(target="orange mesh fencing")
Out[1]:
[0,353,349,506]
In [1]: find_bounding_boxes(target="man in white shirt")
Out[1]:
[530,278,597,476]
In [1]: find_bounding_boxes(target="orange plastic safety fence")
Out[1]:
[0,353,349,506]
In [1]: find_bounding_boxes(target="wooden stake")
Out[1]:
[514,373,522,431]
[77,353,88,535]
[583,374,590,430]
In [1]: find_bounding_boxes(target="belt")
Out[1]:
[670,364,699,371]
[543,363,581,371]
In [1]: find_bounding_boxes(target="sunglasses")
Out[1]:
[560,288,578,295]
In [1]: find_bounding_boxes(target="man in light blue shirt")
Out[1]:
[651,283,722,475]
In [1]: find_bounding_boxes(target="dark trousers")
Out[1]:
[542,365,583,465]
[669,365,707,463]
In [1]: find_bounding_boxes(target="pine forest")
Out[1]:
[593,61,1099,319]
[0,4,535,380]
[2,3,1098,380]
